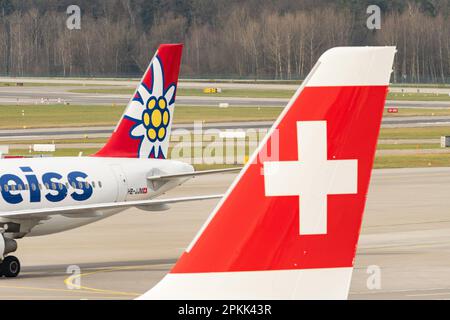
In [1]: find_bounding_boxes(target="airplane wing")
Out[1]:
[147,167,242,181]
[0,194,223,220]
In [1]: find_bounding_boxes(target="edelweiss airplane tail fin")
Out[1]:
[141,47,396,300]
[95,44,183,159]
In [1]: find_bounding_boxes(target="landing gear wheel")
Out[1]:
[1,256,20,278]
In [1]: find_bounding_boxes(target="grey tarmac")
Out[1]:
[1,168,450,299]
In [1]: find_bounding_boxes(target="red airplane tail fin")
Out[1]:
[141,46,396,300]
[95,44,183,159]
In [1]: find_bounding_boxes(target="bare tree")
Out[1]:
[0,1,447,82]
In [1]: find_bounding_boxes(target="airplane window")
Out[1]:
[11,185,16,191]
[18,185,23,191]
[66,182,69,189]
[45,183,49,189]
[39,183,42,190]
[92,181,96,188]
[25,184,29,191]
[78,182,83,189]
[51,183,56,190]
[4,185,8,192]
[71,182,76,188]
[31,184,36,191]
[98,181,103,188]
[59,184,64,190]
[85,182,90,188]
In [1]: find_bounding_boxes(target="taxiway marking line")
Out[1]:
[0,266,151,298]
[63,265,162,297]
[0,283,115,296]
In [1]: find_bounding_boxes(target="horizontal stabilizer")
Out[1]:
[147,167,242,181]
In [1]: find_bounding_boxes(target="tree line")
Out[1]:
[0,0,448,83]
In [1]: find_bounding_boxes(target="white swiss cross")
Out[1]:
[263,121,358,235]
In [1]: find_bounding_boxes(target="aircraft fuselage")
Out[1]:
[0,157,193,237]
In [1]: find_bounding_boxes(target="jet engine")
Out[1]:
[0,235,17,257]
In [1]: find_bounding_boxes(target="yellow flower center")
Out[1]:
[143,112,150,126]
[159,98,167,109]
[163,110,169,126]
[147,98,156,110]
[158,127,166,139]
[142,96,170,142]
[151,109,162,127]
[147,129,157,140]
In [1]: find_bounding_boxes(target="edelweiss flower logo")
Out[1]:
[124,56,175,158]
